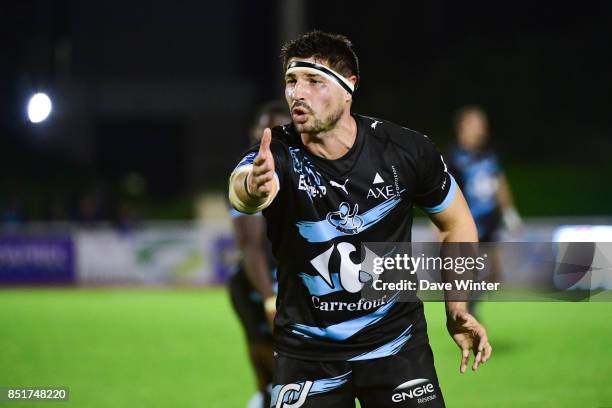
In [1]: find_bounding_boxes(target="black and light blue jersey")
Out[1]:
[231,114,457,361]
[449,146,502,240]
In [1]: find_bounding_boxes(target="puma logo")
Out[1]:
[371,120,382,129]
[330,179,349,194]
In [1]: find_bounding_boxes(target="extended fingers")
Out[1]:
[472,350,482,371]
[253,152,271,166]
[252,160,274,176]
[473,333,491,371]
[482,341,493,363]
[460,347,469,374]
[251,172,274,186]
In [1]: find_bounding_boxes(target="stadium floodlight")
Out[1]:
[27,92,52,123]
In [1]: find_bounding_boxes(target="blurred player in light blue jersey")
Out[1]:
[448,106,521,242]
[228,101,290,408]
[448,106,521,316]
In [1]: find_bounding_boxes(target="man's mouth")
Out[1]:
[292,106,309,124]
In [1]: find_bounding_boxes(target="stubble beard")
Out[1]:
[294,103,344,135]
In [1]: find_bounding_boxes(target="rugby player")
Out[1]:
[228,102,290,408]
[229,31,492,407]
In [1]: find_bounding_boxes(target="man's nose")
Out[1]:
[293,79,308,100]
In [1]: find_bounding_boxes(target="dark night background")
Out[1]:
[1,0,611,222]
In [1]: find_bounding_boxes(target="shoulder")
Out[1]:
[267,123,296,160]
[270,123,295,146]
[357,114,433,157]
[449,146,471,165]
[484,148,500,161]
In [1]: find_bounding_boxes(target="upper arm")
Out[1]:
[496,173,514,209]
[412,134,456,212]
[409,134,477,241]
[427,187,478,241]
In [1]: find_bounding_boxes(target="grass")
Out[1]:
[0,288,610,407]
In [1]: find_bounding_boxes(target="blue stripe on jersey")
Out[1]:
[299,272,344,296]
[309,371,352,395]
[289,293,399,341]
[347,324,412,361]
[270,371,352,407]
[422,174,458,214]
[296,192,404,243]
[290,329,313,339]
[229,208,262,218]
[236,152,257,169]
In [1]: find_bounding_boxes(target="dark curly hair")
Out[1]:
[281,31,360,90]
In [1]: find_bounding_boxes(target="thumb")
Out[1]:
[259,128,272,156]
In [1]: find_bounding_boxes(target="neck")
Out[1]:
[301,110,357,160]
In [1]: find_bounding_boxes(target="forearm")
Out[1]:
[438,223,477,243]
[496,176,522,230]
[441,223,474,317]
[445,299,468,316]
[434,191,478,316]
[496,175,514,210]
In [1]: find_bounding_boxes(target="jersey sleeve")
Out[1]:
[229,208,262,218]
[413,136,458,214]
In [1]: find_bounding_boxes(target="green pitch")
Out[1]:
[0,288,610,407]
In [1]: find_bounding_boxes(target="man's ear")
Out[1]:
[345,75,357,102]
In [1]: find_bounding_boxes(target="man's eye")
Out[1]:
[286,79,296,84]
[309,79,319,84]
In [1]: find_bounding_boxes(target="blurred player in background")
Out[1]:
[228,101,290,408]
[448,106,522,241]
[448,106,522,315]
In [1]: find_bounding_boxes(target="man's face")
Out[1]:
[284,57,350,134]
[458,111,489,149]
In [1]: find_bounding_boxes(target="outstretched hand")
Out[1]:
[247,128,276,198]
[446,310,492,373]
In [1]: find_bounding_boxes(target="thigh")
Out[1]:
[353,343,445,408]
[272,353,355,408]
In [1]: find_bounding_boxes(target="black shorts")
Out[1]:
[271,343,445,407]
[228,268,273,345]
